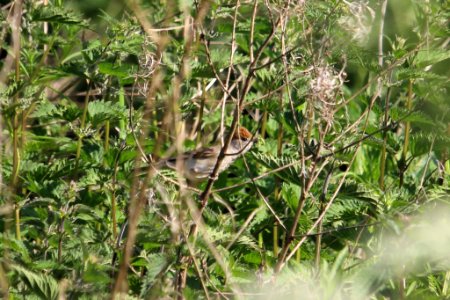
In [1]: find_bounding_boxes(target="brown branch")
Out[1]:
[278,84,383,272]
[111,70,164,297]
[112,0,213,298]
[314,165,333,269]
[191,0,291,235]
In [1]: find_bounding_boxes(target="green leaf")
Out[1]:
[31,6,87,26]
[98,62,136,81]
[414,49,450,68]
[10,264,59,300]
[282,182,301,212]
[88,100,127,126]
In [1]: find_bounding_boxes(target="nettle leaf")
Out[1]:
[410,132,450,157]
[31,6,87,26]
[79,168,102,186]
[242,251,262,265]
[80,140,104,165]
[138,253,168,296]
[26,135,74,154]
[98,62,137,83]
[252,152,301,184]
[11,264,58,300]
[205,226,232,244]
[81,40,104,64]
[190,48,248,78]
[414,49,450,68]
[191,61,215,78]
[248,207,269,230]
[209,48,249,70]
[107,35,145,56]
[391,109,437,127]
[72,204,103,223]
[30,100,58,119]
[83,262,111,284]
[33,260,59,271]
[87,100,127,126]
[396,67,447,81]
[282,182,301,212]
[7,238,32,263]
[230,265,253,283]
[58,101,83,121]
[236,235,258,250]
[98,62,128,77]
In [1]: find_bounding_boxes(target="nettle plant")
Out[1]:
[0,0,449,299]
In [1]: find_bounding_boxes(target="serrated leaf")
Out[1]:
[252,152,301,184]
[414,49,450,68]
[88,100,127,126]
[282,182,301,212]
[11,264,59,300]
[31,6,87,26]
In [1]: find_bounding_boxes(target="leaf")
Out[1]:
[252,152,301,184]
[30,100,58,119]
[31,6,87,26]
[88,100,127,126]
[145,254,168,282]
[414,49,450,68]
[282,182,301,212]
[10,264,59,300]
[390,108,437,127]
[330,247,349,279]
[242,251,262,265]
[98,62,136,82]
[83,262,111,284]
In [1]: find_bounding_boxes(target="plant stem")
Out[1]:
[378,0,388,191]
[12,113,20,189]
[442,270,450,296]
[276,189,307,272]
[195,80,206,144]
[105,120,110,152]
[118,86,126,133]
[58,216,65,263]
[379,85,391,191]
[111,150,123,241]
[314,167,333,269]
[111,191,117,240]
[260,111,268,138]
[403,80,413,159]
[273,109,284,257]
[14,204,21,240]
[74,83,91,177]
[11,0,23,241]
[400,80,413,187]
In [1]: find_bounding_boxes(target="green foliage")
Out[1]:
[0,0,448,299]
[10,264,59,299]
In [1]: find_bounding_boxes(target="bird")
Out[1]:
[159,126,256,182]
[114,127,256,261]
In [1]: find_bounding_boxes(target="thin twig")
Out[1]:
[314,165,334,269]
[378,0,389,191]
[280,86,382,271]
[220,0,240,145]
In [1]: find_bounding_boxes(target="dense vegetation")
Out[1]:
[0,0,449,299]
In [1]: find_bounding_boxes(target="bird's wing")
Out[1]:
[192,147,217,159]
[164,153,190,169]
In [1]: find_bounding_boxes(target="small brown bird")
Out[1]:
[160,127,256,181]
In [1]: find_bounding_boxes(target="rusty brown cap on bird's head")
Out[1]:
[232,127,253,141]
